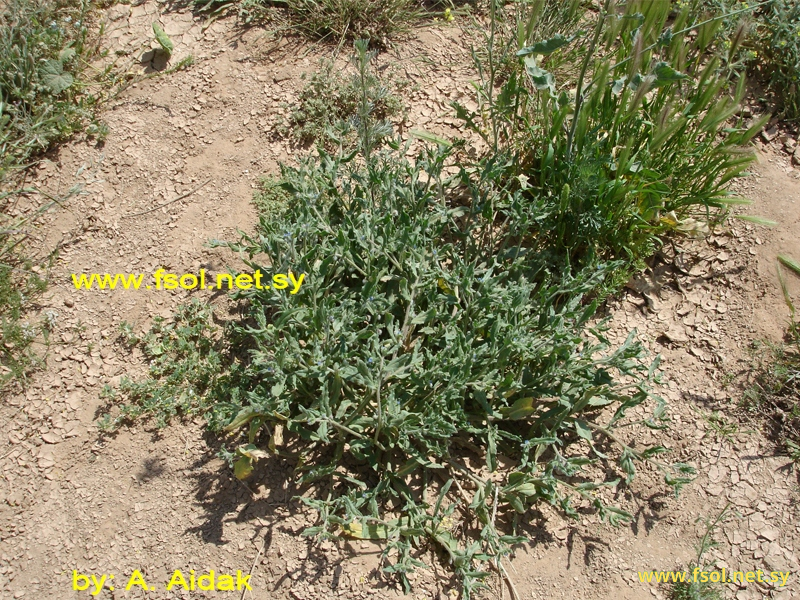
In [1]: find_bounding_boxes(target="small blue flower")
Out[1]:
[367,357,374,365]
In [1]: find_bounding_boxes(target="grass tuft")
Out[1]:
[282,54,406,147]
[0,0,105,389]
[0,0,104,181]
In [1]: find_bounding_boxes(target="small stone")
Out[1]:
[41,432,60,444]
[726,530,746,545]
[689,347,706,360]
[106,4,130,21]
[760,528,780,542]
[764,553,791,573]
[793,148,800,166]
[761,126,778,142]
[664,327,689,343]
[64,298,74,308]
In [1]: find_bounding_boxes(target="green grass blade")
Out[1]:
[732,215,777,226]
[777,261,796,315]
[778,255,800,278]
[715,197,753,206]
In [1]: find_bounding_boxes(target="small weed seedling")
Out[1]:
[670,504,739,600]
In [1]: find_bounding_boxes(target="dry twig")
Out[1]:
[123,177,212,218]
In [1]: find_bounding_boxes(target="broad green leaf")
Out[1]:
[628,73,655,92]
[523,56,555,94]
[396,458,419,478]
[598,504,633,525]
[437,277,455,295]
[500,396,538,420]
[652,62,687,86]
[574,419,592,441]
[41,60,73,94]
[429,528,461,557]
[507,494,525,513]
[153,22,174,54]
[640,445,668,458]
[509,483,538,496]
[224,406,262,432]
[517,34,573,57]
[59,47,76,62]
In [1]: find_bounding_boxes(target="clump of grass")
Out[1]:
[740,255,800,461]
[669,505,736,600]
[742,335,800,454]
[285,0,424,44]
[0,249,52,388]
[99,301,248,432]
[696,0,800,120]
[750,0,800,120]
[470,0,586,85]
[0,0,105,182]
[253,174,291,221]
[0,0,109,388]
[459,0,766,291]
[282,55,406,147]
[193,0,427,42]
[192,0,272,25]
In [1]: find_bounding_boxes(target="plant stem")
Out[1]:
[566,0,612,161]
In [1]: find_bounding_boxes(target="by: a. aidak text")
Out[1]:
[72,568,252,595]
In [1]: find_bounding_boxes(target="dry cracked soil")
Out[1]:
[2,3,800,600]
